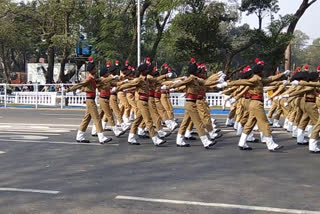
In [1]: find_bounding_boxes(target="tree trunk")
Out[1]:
[150,11,171,60]
[46,46,54,83]
[284,44,291,70]
[285,0,317,69]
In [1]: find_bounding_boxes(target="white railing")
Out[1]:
[0,83,272,109]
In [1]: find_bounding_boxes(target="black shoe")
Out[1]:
[269,145,284,152]
[310,150,320,154]
[128,141,140,145]
[100,138,112,144]
[238,146,252,150]
[76,140,90,143]
[185,136,197,140]
[159,132,171,139]
[116,130,126,138]
[247,139,259,143]
[138,135,150,139]
[226,124,234,127]
[177,144,191,147]
[210,133,222,140]
[214,129,221,133]
[297,142,309,146]
[205,141,217,149]
[91,134,98,137]
[156,140,166,146]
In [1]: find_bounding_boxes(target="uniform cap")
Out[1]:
[125,60,129,66]
[115,60,119,66]
[297,66,301,72]
[254,58,260,64]
[106,61,111,67]
[88,57,93,62]
[190,58,196,63]
[304,65,309,71]
[317,66,320,72]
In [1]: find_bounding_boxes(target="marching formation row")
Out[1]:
[66,57,320,153]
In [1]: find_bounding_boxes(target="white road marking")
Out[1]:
[0,151,6,154]
[115,196,320,214]
[0,188,59,194]
[1,139,119,146]
[0,123,81,127]
[57,118,81,120]
[0,132,60,136]
[40,113,79,116]
[0,135,48,140]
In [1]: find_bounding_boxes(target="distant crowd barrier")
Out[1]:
[0,83,272,109]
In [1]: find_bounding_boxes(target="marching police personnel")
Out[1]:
[66,62,112,144]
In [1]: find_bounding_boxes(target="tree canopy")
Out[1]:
[0,0,318,83]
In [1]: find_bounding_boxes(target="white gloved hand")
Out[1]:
[111,87,117,93]
[167,72,173,78]
[284,70,291,76]
[113,75,119,80]
[123,79,129,83]
[216,82,228,88]
[284,102,288,107]
[291,80,299,86]
[282,80,287,85]
[274,96,279,100]
[218,91,223,95]
[218,71,224,76]
[169,88,175,92]
[161,85,167,90]
[230,97,236,104]
[218,77,225,83]
[282,94,289,98]
[267,99,272,106]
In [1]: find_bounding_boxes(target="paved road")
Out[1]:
[0,108,319,214]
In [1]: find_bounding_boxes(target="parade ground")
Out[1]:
[0,109,319,214]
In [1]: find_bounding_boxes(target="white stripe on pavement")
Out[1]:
[0,188,59,194]
[1,139,119,146]
[0,151,6,154]
[115,196,320,214]
[40,113,79,116]
[0,132,60,136]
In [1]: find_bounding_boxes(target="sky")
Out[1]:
[230,0,320,41]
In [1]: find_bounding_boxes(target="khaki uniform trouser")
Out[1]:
[178,101,206,136]
[79,99,103,133]
[161,93,174,119]
[272,100,283,120]
[155,98,170,121]
[197,99,213,132]
[110,94,123,124]
[130,99,156,137]
[243,100,271,137]
[118,91,131,119]
[126,93,137,116]
[148,97,162,131]
[280,98,290,118]
[235,99,244,122]
[267,100,278,118]
[99,97,115,126]
[298,101,318,130]
[228,103,237,119]
[293,98,303,126]
[240,98,250,126]
[316,97,320,108]
[310,114,320,139]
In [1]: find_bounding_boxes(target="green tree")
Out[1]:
[239,0,279,30]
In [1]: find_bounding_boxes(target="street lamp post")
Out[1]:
[137,0,141,66]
